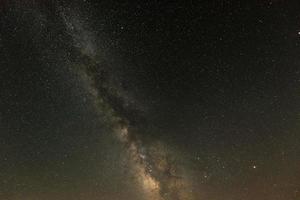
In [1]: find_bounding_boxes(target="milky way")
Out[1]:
[59,7,194,199]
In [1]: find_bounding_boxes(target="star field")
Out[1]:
[0,1,300,200]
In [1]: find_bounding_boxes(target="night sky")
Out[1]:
[0,1,300,200]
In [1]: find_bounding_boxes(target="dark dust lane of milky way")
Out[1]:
[0,1,300,200]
